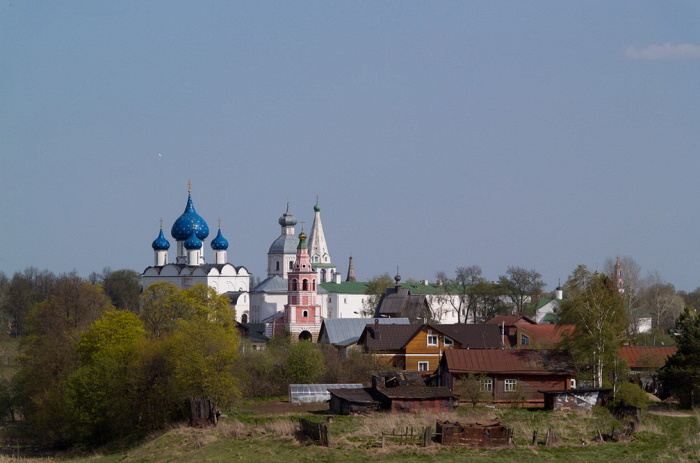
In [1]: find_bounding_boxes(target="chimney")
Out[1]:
[334,272,342,284]
[374,318,381,341]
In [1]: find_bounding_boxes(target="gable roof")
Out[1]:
[319,318,410,347]
[375,286,431,322]
[359,324,423,351]
[433,324,503,349]
[443,349,576,375]
[619,346,677,369]
[485,315,537,325]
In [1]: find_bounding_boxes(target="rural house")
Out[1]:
[438,349,577,407]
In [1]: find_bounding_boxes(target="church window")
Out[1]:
[276,261,280,271]
[302,310,308,317]
[303,279,308,291]
[289,261,293,270]
[292,279,298,291]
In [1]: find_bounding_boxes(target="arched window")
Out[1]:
[312,280,316,291]
[292,279,298,291]
[302,279,308,291]
[289,261,293,270]
[276,261,280,271]
[241,314,248,324]
[302,310,308,317]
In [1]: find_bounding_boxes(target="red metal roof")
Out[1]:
[518,324,575,344]
[444,349,576,375]
[619,346,677,369]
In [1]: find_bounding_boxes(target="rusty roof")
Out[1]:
[378,385,456,400]
[485,315,537,325]
[518,324,575,344]
[443,349,576,375]
[434,324,503,348]
[619,346,677,369]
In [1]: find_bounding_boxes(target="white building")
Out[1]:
[142,184,250,320]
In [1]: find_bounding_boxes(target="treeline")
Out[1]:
[0,271,382,447]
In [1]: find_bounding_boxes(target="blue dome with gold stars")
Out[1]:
[152,228,170,250]
[211,228,229,250]
[171,194,209,241]
[184,230,203,250]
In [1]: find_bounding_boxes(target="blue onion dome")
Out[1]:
[278,202,297,227]
[313,201,321,212]
[152,228,170,251]
[171,194,209,241]
[184,229,203,250]
[211,228,229,250]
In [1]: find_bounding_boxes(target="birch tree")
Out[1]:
[558,265,628,388]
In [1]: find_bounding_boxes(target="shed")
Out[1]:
[540,388,612,411]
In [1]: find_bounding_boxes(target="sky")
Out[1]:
[1,1,699,292]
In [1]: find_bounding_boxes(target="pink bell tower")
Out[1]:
[277,228,322,341]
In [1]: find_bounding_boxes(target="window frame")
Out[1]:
[520,333,530,346]
[418,361,429,372]
[504,379,518,392]
[479,377,493,393]
[427,335,438,347]
[444,336,454,347]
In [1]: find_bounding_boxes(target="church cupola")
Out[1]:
[151,220,170,266]
[171,181,209,264]
[211,221,229,264]
[184,226,203,265]
[267,202,299,279]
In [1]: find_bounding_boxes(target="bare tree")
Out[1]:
[641,270,683,331]
[435,266,483,323]
[498,266,545,316]
[603,256,642,312]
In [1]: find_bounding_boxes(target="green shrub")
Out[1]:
[610,381,648,410]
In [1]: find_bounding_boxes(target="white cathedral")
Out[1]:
[142,183,251,317]
[142,184,342,325]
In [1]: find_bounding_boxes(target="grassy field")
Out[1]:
[1,403,698,463]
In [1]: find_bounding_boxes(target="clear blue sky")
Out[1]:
[2,1,699,291]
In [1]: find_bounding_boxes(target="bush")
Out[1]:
[610,381,648,410]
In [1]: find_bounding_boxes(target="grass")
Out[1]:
[1,405,699,462]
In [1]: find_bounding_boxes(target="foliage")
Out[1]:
[659,307,700,408]
[360,273,394,317]
[0,376,20,421]
[286,340,326,384]
[101,268,142,313]
[640,271,683,332]
[171,318,241,407]
[498,266,545,316]
[604,255,642,316]
[609,381,648,410]
[557,265,628,387]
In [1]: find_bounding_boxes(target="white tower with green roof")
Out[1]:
[307,199,337,283]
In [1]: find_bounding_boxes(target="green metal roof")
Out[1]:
[311,263,336,268]
[320,281,369,294]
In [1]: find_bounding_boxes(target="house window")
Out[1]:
[427,335,438,346]
[505,379,518,392]
[302,310,308,317]
[444,337,454,347]
[479,377,493,392]
[418,361,429,372]
[569,379,577,389]
[520,333,530,346]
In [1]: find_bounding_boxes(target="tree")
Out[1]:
[454,373,491,406]
[498,266,545,316]
[604,255,643,314]
[659,307,700,408]
[641,271,683,332]
[361,273,394,317]
[101,269,142,313]
[471,281,510,323]
[286,340,326,384]
[435,266,483,323]
[557,266,628,388]
[16,276,113,441]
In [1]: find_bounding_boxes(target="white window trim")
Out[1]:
[520,333,530,346]
[444,336,454,347]
[505,379,518,392]
[418,361,429,372]
[427,335,438,347]
[479,377,493,392]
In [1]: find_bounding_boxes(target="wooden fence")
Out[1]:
[299,418,330,447]
[381,426,432,448]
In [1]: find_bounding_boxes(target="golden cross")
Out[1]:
[300,220,305,231]
[187,179,192,194]
[316,194,319,203]
[159,218,163,229]
[218,217,221,228]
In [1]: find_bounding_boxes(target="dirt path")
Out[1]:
[647,410,694,418]
[240,401,329,415]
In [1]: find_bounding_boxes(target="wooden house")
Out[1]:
[619,345,677,392]
[357,322,503,373]
[439,349,577,407]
